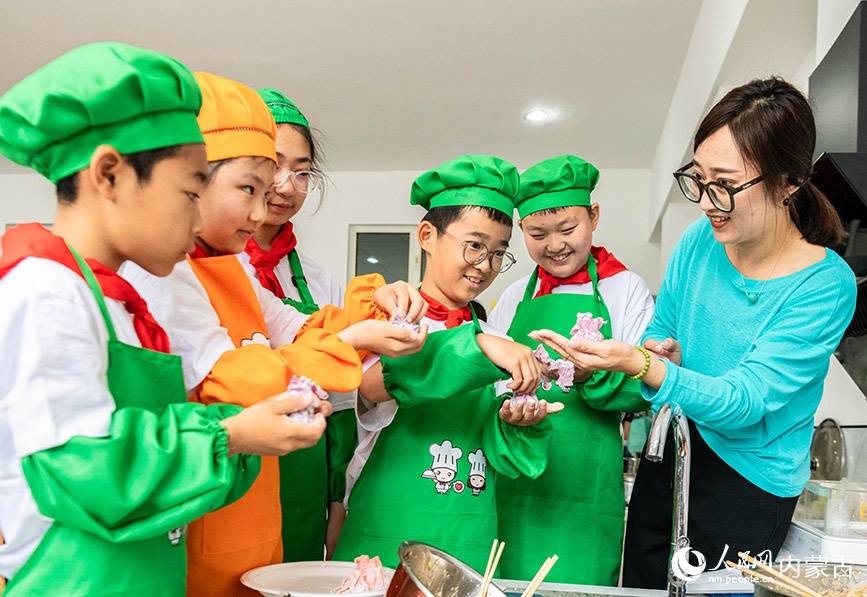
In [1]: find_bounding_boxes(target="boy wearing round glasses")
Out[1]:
[333,154,563,571]
[488,155,655,586]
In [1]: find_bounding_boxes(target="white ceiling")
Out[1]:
[0,1,703,173]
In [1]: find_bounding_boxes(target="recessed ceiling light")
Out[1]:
[367,256,379,264]
[525,109,550,122]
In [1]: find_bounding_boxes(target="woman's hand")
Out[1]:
[529,329,645,375]
[222,391,331,456]
[476,333,543,394]
[644,337,681,365]
[498,399,565,426]
[373,281,428,323]
[338,319,429,358]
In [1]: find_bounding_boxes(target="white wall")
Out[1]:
[659,201,701,282]
[0,174,55,228]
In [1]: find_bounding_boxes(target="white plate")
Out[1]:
[241,561,394,597]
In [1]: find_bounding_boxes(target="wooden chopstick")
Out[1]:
[479,539,505,597]
[736,552,821,597]
[481,541,497,586]
[727,556,821,597]
[479,539,497,597]
[521,554,558,597]
[732,565,813,597]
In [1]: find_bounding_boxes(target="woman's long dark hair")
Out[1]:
[695,77,844,247]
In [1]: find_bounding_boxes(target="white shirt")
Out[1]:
[0,258,140,578]
[488,269,655,346]
[123,259,309,392]
[236,250,356,413]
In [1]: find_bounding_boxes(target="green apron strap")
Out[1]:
[585,254,605,307]
[287,249,319,310]
[521,268,540,302]
[67,245,119,343]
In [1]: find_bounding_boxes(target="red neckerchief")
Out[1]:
[0,223,171,352]
[419,290,472,329]
[244,224,298,299]
[535,246,628,298]
[188,241,226,260]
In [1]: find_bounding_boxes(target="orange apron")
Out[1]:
[183,259,378,595]
[185,255,283,596]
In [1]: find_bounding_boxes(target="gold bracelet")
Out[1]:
[629,346,652,380]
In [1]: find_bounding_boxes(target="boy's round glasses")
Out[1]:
[440,229,516,273]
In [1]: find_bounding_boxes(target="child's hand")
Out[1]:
[222,391,330,456]
[644,337,681,365]
[373,281,428,323]
[476,333,542,395]
[499,399,565,426]
[338,319,429,358]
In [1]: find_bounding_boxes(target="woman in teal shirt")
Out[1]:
[533,77,857,589]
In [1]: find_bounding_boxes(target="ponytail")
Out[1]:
[786,181,845,247]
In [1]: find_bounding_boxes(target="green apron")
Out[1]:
[497,257,627,586]
[334,312,506,572]
[278,248,357,561]
[6,248,190,596]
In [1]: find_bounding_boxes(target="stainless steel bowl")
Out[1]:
[386,542,507,597]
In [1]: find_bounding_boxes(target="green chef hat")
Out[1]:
[517,154,600,219]
[410,154,520,216]
[258,88,309,127]
[0,42,204,183]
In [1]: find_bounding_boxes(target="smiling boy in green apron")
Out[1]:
[488,155,655,585]
[0,42,328,596]
[334,154,562,572]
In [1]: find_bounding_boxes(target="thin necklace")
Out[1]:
[738,235,790,304]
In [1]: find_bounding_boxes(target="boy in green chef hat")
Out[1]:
[489,155,655,585]
[333,154,563,571]
[0,43,328,595]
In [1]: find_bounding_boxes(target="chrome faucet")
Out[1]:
[645,404,692,597]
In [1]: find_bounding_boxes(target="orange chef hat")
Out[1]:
[194,71,276,163]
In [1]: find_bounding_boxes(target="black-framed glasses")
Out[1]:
[673,161,764,213]
[441,229,516,273]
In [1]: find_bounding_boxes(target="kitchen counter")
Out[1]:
[497,579,667,597]
[497,569,754,596]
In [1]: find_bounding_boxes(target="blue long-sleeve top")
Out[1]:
[642,218,856,497]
